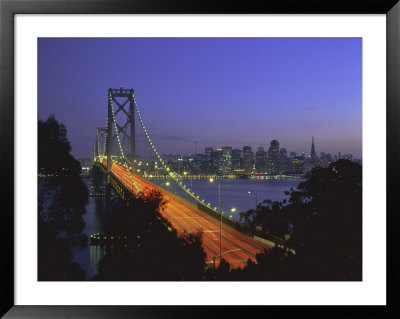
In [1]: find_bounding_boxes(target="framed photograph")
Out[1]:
[1,0,399,317]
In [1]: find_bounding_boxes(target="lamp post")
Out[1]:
[230,207,236,219]
[248,191,258,236]
[210,178,222,265]
[184,170,193,190]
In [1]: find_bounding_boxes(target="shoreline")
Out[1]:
[143,175,305,180]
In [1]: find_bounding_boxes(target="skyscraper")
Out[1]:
[211,149,222,175]
[255,146,266,173]
[311,136,316,158]
[204,147,213,174]
[310,136,318,166]
[242,146,254,173]
[292,155,305,176]
[279,147,289,174]
[221,146,233,175]
[267,140,280,175]
[232,149,243,171]
[343,154,353,161]
[289,151,297,173]
[205,147,213,156]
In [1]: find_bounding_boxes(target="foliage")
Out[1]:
[204,258,231,281]
[38,115,88,280]
[38,115,81,176]
[287,159,362,280]
[92,189,207,281]
[228,246,296,281]
[216,159,362,281]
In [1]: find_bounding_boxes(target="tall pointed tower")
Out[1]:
[310,136,317,159]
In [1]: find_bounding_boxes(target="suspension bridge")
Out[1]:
[91,87,272,268]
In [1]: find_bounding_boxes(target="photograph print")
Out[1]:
[38,38,362,281]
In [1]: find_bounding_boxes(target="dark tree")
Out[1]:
[92,189,207,281]
[220,159,362,281]
[38,115,88,280]
[288,159,362,280]
[204,258,231,281]
[38,115,81,176]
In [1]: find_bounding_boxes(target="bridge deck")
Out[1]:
[103,162,272,268]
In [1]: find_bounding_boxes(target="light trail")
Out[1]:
[104,161,273,268]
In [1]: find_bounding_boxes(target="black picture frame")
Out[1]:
[1,0,399,318]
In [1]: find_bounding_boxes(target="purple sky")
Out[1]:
[38,38,362,159]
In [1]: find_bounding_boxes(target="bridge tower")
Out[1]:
[106,87,135,183]
[95,127,106,160]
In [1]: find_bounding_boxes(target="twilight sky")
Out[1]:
[38,38,362,159]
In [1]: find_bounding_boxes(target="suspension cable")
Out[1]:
[132,93,222,214]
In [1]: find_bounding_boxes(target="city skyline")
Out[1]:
[155,137,357,159]
[86,136,359,161]
[82,137,358,179]
[38,38,362,159]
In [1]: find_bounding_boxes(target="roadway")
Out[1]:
[103,162,272,268]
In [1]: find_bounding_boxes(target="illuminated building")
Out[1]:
[205,147,213,174]
[221,146,232,175]
[242,146,254,173]
[343,154,353,161]
[279,147,289,174]
[212,149,223,175]
[255,146,266,173]
[232,149,242,171]
[292,155,305,176]
[267,140,280,175]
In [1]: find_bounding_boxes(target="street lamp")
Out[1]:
[229,207,236,219]
[248,191,258,236]
[210,178,222,265]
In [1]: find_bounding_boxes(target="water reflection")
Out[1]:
[72,178,108,280]
[89,245,106,277]
[150,178,304,221]
[73,176,303,280]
